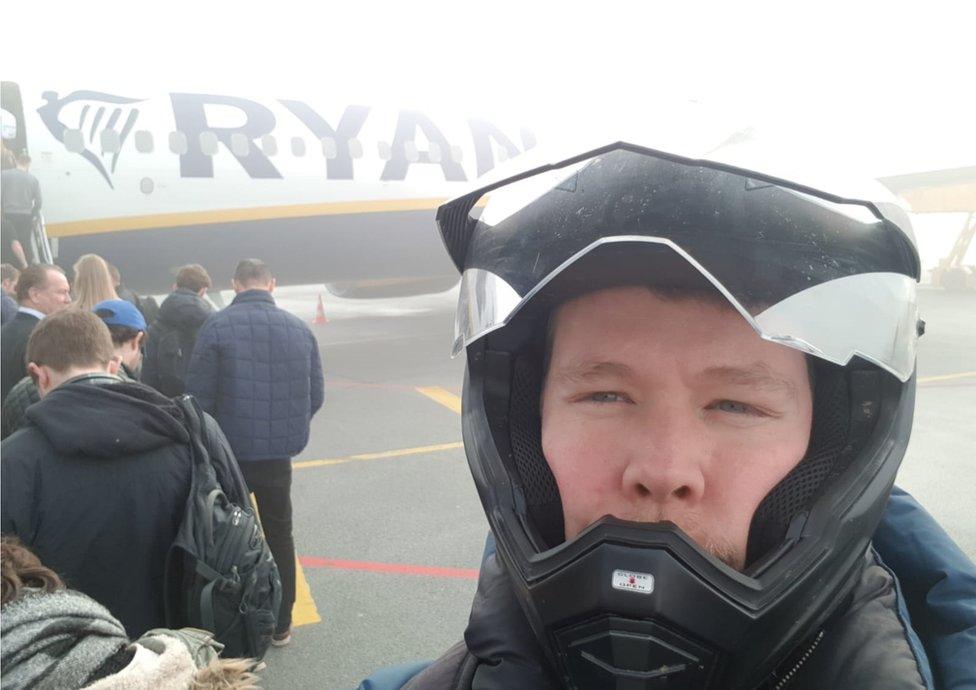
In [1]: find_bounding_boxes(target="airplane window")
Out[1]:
[348,138,363,159]
[450,144,463,163]
[404,141,419,163]
[200,131,219,156]
[100,129,121,154]
[169,131,188,155]
[231,133,250,157]
[140,177,154,194]
[321,137,337,160]
[292,137,306,157]
[377,141,392,161]
[262,134,278,156]
[64,129,85,153]
[428,142,442,163]
[135,130,153,153]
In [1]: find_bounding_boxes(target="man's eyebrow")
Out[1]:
[552,360,636,384]
[700,364,796,397]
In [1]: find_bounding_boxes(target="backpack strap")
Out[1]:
[175,395,215,471]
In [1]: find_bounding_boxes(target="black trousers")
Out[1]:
[240,459,296,633]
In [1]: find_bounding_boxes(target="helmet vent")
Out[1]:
[509,355,564,547]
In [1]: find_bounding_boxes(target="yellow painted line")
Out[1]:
[250,493,321,628]
[46,197,448,238]
[293,441,463,470]
[415,386,463,415]
[292,553,321,627]
[918,371,976,384]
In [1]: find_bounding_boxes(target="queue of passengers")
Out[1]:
[0,254,325,689]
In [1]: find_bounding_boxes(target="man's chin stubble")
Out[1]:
[578,511,744,571]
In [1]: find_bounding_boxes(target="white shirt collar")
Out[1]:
[17,306,45,320]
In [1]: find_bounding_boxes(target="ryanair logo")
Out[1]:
[36,90,536,189]
[38,90,145,189]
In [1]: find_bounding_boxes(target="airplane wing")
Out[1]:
[878,166,976,213]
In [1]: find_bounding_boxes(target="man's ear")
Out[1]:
[28,362,52,396]
[107,357,121,376]
[198,287,208,297]
[231,279,243,294]
[268,278,276,293]
[135,332,145,348]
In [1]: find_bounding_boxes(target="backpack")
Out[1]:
[164,395,282,660]
[147,320,192,396]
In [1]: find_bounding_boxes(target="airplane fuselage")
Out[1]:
[4,83,535,294]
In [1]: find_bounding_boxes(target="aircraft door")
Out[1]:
[1,81,28,158]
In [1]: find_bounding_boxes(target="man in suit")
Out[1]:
[1,264,71,401]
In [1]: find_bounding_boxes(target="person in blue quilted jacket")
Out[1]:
[185,258,324,647]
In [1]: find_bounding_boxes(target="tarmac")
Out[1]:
[245,284,974,689]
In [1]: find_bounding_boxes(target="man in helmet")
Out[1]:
[359,143,976,689]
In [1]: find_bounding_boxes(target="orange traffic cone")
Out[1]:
[312,294,328,325]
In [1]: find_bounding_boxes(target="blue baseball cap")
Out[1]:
[93,299,147,331]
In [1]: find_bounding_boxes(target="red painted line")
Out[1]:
[299,556,479,580]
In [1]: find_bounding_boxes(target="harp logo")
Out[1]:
[38,90,145,189]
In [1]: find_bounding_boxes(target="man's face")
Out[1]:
[119,332,144,370]
[30,270,71,314]
[540,287,813,570]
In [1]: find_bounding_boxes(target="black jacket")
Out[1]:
[0,310,39,402]
[142,288,213,396]
[1,365,137,440]
[403,552,928,690]
[0,377,249,638]
[1,291,16,325]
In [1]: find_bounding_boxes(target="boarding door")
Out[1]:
[1,81,55,263]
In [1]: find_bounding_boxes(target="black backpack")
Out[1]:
[164,395,282,660]
[146,321,192,396]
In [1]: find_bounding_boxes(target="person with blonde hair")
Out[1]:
[71,254,117,311]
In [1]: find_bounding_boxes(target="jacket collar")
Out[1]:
[17,306,44,320]
[231,289,275,306]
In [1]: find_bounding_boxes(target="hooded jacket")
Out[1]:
[0,377,249,638]
[142,288,213,396]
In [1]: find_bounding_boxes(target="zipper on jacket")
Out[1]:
[771,630,825,690]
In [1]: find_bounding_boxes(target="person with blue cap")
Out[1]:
[1,299,148,438]
[92,298,147,381]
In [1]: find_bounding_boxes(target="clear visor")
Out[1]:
[451,148,920,381]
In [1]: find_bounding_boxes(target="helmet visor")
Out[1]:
[449,146,920,381]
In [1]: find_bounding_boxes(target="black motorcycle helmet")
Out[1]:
[437,142,921,689]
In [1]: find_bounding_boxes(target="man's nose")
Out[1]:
[621,407,706,504]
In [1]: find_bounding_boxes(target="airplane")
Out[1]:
[1,80,537,297]
[4,79,973,298]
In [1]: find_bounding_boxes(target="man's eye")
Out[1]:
[585,392,628,404]
[713,400,760,415]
